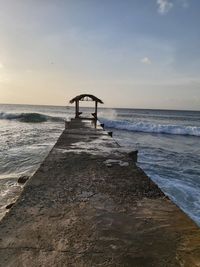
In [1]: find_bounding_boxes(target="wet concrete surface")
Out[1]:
[0,119,200,266]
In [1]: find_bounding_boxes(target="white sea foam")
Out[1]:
[101,119,200,137]
[98,109,118,120]
[147,173,200,226]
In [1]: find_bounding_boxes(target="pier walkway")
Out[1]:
[0,119,200,266]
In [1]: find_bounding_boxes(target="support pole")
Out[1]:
[95,101,98,118]
[75,100,79,118]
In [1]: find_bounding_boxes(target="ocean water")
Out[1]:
[0,104,200,226]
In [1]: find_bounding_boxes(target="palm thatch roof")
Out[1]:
[69,94,103,104]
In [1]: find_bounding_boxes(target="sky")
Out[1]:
[0,0,200,110]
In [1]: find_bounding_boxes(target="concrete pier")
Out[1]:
[0,119,200,267]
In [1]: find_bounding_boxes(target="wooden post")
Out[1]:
[95,101,98,118]
[75,100,79,118]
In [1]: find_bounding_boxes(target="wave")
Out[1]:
[0,112,64,123]
[101,119,200,137]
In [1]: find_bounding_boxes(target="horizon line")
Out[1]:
[0,102,200,113]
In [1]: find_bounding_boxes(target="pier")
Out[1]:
[0,95,200,266]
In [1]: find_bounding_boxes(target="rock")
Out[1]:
[108,131,113,137]
[6,203,15,209]
[18,176,29,184]
[128,150,138,162]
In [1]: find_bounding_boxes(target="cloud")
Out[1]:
[156,0,189,14]
[157,0,174,14]
[141,57,152,65]
[0,63,4,68]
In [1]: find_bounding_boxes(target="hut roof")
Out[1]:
[69,94,103,104]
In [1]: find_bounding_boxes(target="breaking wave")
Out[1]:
[0,112,64,123]
[101,119,200,137]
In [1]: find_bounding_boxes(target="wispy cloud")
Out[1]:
[157,0,174,14]
[156,0,190,15]
[141,57,152,65]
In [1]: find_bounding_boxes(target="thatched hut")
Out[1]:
[69,94,103,119]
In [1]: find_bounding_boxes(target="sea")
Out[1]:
[0,104,200,226]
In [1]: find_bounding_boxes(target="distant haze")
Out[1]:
[0,0,200,110]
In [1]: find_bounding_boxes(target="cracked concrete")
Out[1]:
[0,119,200,267]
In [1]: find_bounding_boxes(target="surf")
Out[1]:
[100,119,200,137]
[0,112,64,123]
